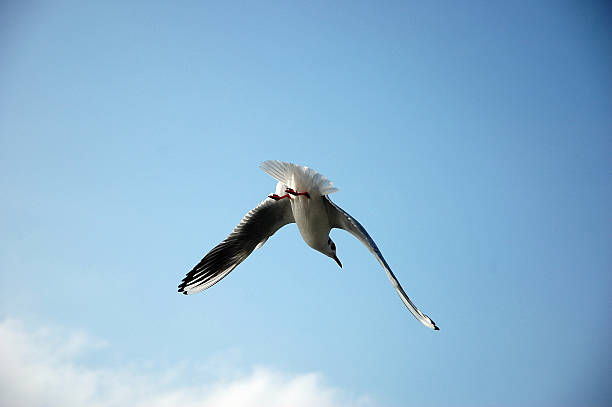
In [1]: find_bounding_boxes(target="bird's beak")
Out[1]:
[333,255,342,268]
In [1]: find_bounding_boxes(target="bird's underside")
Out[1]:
[178,160,439,330]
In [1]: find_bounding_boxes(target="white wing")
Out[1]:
[179,197,294,295]
[324,196,439,330]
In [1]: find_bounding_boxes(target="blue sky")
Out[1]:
[1,1,611,406]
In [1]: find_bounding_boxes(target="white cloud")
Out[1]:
[0,318,374,407]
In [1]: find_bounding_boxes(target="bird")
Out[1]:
[178,160,439,330]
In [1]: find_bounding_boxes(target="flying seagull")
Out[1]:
[178,160,439,330]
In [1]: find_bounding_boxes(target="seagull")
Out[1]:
[178,160,439,330]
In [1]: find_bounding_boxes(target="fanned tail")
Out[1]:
[260,160,338,195]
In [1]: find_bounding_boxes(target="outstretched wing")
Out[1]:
[324,196,439,330]
[178,197,294,295]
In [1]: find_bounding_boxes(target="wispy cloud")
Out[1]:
[0,318,374,407]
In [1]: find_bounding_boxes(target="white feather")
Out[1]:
[260,160,339,195]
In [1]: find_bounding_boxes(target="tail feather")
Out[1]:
[260,160,292,186]
[260,160,338,195]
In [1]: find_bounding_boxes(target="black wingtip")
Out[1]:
[434,325,440,331]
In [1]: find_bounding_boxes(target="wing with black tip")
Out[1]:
[178,198,294,295]
[324,196,439,330]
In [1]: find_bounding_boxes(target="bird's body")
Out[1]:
[264,161,335,253]
[179,160,439,330]
[293,194,330,251]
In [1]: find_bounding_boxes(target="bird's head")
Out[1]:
[326,237,342,268]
